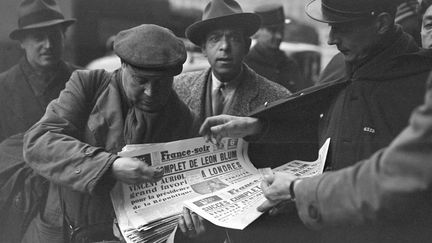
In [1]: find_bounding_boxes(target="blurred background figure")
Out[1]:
[0,0,79,242]
[245,4,307,92]
[0,0,79,142]
[282,17,321,85]
[85,35,121,71]
[396,0,422,46]
[419,0,432,48]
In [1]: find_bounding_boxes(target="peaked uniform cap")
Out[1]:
[10,0,76,40]
[306,0,404,24]
[254,4,286,27]
[114,24,187,76]
[186,0,261,46]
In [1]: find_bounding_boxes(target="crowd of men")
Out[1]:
[1,0,432,242]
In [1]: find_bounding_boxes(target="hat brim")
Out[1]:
[186,13,261,46]
[306,0,370,24]
[9,18,76,40]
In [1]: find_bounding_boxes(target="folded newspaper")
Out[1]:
[111,137,330,243]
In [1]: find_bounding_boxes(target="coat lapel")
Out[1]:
[227,66,259,116]
[87,78,125,152]
[187,69,211,122]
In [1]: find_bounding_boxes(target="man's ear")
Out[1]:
[375,12,394,35]
[201,43,208,57]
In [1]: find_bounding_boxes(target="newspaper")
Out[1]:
[111,137,330,242]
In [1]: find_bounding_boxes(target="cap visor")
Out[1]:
[305,0,367,24]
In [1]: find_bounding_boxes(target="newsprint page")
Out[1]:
[111,137,330,243]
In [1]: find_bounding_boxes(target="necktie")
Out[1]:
[212,82,225,115]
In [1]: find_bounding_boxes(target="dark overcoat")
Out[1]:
[234,29,432,243]
[0,58,79,142]
[244,44,311,92]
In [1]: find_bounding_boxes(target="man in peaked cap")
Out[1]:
[0,0,79,242]
[23,24,199,242]
[244,4,307,92]
[198,0,432,242]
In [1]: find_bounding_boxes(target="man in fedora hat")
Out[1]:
[0,0,79,242]
[23,24,198,242]
[0,0,79,142]
[198,0,432,242]
[244,4,306,92]
[173,0,291,241]
[174,0,292,167]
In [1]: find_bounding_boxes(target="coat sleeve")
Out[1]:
[23,70,118,196]
[294,81,432,229]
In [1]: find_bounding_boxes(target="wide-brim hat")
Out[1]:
[186,0,261,46]
[10,0,76,40]
[114,24,187,77]
[306,0,401,24]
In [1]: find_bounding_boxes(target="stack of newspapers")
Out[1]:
[111,137,330,243]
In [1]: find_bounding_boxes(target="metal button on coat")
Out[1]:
[308,205,319,220]
[75,169,81,174]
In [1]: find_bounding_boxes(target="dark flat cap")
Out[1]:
[114,24,186,76]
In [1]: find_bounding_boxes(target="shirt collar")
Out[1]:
[211,65,244,92]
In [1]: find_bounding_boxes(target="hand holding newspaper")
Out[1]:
[111,137,330,243]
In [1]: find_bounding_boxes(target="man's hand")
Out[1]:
[111,157,164,184]
[178,208,206,239]
[258,172,297,215]
[199,115,263,144]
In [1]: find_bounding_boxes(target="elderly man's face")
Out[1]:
[327,20,380,64]
[121,63,173,112]
[19,25,65,70]
[202,28,248,82]
[421,5,432,49]
[255,24,284,50]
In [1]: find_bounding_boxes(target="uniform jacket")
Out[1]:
[23,69,197,240]
[0,58,79,142]
[174,65,291,123]
[244,44,311,92]
[296,76,432,243]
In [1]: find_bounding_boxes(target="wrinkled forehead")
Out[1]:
[206,27,245,38]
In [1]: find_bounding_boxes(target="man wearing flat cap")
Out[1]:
[198,0,432,242]
[244,4,306,92]
[23,24,198,242]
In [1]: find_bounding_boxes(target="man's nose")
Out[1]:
[144,84,154,97]
[42,36,54,49]
[219,36,230,51]
[327,28,339,46]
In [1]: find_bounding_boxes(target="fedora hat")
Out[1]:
[306,0,403,24]
[10,0,76,40]
[186,0,261,46]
